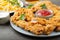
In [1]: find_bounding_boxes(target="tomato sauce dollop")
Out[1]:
[36,10,52,16]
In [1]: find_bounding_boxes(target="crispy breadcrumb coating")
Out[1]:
[11,1,60,35]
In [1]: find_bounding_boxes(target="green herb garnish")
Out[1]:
[19,14,25,20]
[7,0,20,6]
[16,3,20,6]
[27,4,33,9]
[11,0,18,2]
[40,4,47,9]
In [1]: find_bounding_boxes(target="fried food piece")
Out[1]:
[31,1,53,12]
[49,16,60,31]
[11,8,34,22]
[55,26,60,31]
[30,17,47,25]
[16,8,34,21]
[24,24,44,35]
[44,24,56,34]
[11,1,60,35]
[16,20,28,28]
[55,22,60,31]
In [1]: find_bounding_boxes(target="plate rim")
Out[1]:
[10,21,60,37]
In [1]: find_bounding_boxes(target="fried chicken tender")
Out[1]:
[31,1,53,12]
[49,16,60,31]
[44,24,56,34]
[31,17,47,25]
[55,26,60,31]
[16,20,28,28]
[31,1,60,32]
[29,24,44,35]
[11,1,60,35]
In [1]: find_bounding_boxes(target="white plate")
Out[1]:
[10,22,60,37]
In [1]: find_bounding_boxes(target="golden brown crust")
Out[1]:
[10,1,60,35]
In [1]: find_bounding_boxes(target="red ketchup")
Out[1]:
[36,10,52,17]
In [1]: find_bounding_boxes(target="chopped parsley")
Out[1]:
[27,4,33,9]
[19,14,25,20]
[40,4,47,9]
